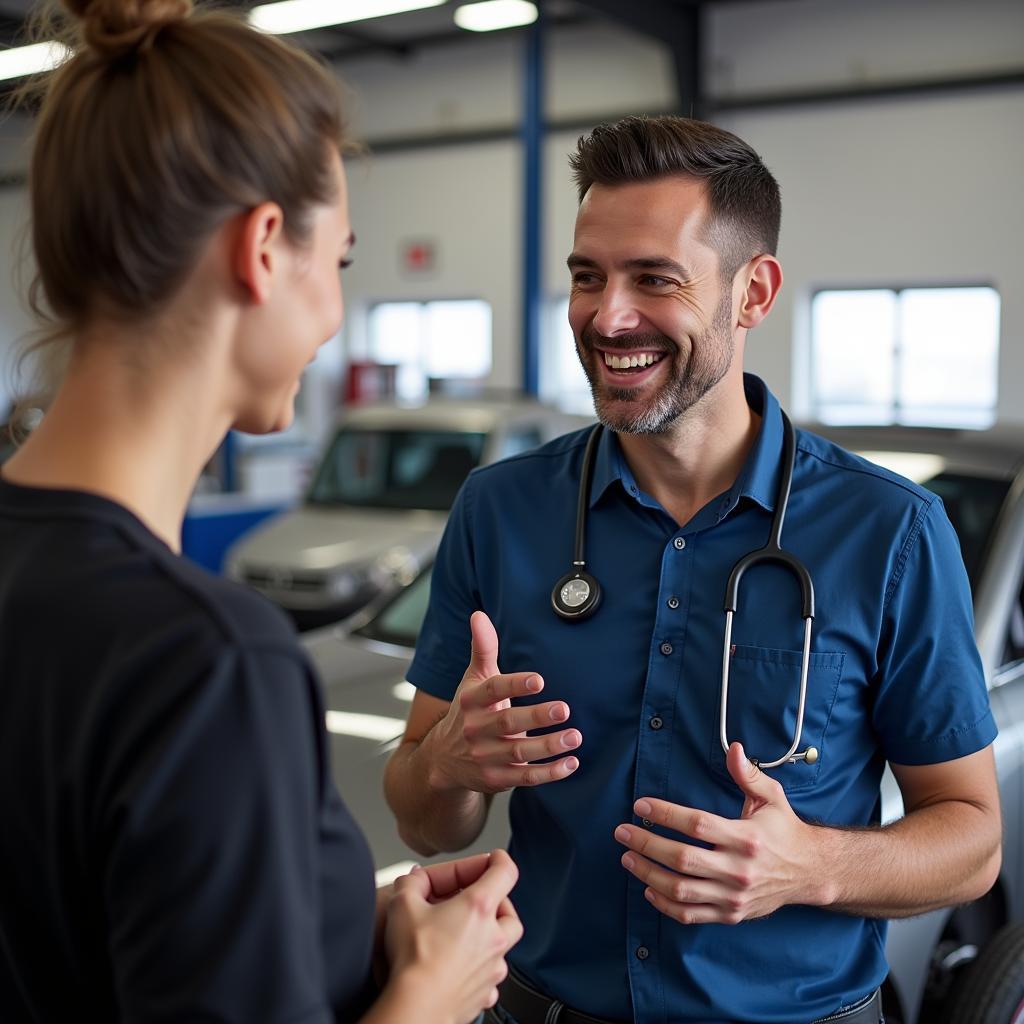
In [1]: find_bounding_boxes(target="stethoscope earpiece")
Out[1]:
[551,568,602,621]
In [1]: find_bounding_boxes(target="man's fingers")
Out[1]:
[488,755,580,789]
[619,849,727,908]
[632,797,738,847]
[642,885,732,926]
[467,611,501,680]
[477,728,582,765]
[613,825,731,882]
[460,671,547,711]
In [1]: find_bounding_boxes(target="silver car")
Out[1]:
[306,424,1024,1022]
[226,397,574,629]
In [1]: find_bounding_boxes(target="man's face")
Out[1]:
[567,177,736,435]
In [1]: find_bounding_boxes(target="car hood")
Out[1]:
[228,506,446,573]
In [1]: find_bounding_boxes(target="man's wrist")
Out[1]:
[418,715,461,793]
[801,823,842,908]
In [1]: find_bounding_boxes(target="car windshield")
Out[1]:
[307,428,487,511]
[918,472,1009,590]
[353,566,433,648]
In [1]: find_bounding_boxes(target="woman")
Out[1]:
[0,1,520,1021]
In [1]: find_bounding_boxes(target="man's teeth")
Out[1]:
[603,352,665,370]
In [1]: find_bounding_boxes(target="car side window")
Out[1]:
[498,428,543,460]
[1003,578,1024,668]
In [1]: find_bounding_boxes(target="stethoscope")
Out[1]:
[550,413,819,770]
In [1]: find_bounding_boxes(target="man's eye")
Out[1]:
[572,273,597,285]
[338,259,353,270]
[640,275,672,287]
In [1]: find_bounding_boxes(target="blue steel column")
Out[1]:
[520,8,545,396]
[221,430,237,492]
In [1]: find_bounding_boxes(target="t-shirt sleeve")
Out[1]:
[96,645,337,1024]
[872,497,998,765]
[406,476,481,701]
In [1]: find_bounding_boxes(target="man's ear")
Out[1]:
[736,254,783,329]
[234,202,284,305]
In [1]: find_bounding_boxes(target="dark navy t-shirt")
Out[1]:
[0,476,377,1022]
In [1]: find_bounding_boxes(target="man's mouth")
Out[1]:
[600,350,667,374]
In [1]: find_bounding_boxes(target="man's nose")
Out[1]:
[591,285,642,338]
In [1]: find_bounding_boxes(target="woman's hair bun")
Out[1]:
[61,0,193,58]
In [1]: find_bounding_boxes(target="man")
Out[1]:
[383,116,1001,1024]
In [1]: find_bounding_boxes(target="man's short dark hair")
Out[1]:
[569,115,781,279]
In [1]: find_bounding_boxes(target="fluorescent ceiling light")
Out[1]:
[325,710,406,742]
[251,0,446,35]
[0,41,71,83]
[454,0,538,32]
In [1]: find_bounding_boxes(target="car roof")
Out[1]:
[801,422,1024,481]
[334,397,556,433]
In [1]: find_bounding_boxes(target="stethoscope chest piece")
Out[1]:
[552,568,602,621]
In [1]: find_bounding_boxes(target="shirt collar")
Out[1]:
[586,373,786,518]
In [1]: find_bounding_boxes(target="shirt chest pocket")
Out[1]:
[707,644,845,793]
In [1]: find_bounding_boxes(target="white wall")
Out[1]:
[1,0,1022,425]
[335,0,1024,422]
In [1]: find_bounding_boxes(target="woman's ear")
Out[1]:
[234,202,284,304]
[736,254,783,329]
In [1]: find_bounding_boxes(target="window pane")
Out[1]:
[540,297,593,415]
[424,300,492,379]
[368,303,422,365]
[898,287,999,428]
[368,302,425,402]
[812,290,897,424]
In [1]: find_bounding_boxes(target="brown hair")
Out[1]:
[569,115,781,278]
[21,0,349,364]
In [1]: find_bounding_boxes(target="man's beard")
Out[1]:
[576,294,735,435]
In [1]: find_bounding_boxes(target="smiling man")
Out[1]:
[384,116,1001,1024]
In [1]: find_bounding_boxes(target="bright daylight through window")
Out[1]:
[541,297,593,414]
[367,299,492,402]
[811,286,1000,428]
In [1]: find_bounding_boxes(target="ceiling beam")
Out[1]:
[570,0,704,118]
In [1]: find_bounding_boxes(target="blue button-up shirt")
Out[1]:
[408,376,996,1024]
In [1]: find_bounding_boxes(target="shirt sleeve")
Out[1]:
[406,476,481,701]
[96,644,337,1024]
[872,497,998,765]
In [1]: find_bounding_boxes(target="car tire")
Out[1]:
[944,923,1024,1024]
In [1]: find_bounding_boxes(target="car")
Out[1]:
[305,422,1024,1023]
[226,397,577,629]
[303,561,512,883]
[801,423,1024,1023]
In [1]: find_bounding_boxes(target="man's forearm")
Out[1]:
[814,799,1001,918]
[384,728,491,857]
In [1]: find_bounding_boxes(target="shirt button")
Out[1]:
[667,596,680,609]
[641,817,653,827]
[636,946,650,960]
[660,642,673,656]
[650,716,663,730]
[673,537,686,550]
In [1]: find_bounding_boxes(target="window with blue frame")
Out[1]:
[810,286,1000,428]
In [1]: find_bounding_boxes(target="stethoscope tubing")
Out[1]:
[552,411,819,770]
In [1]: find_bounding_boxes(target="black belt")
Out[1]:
[494,968,883,1024]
